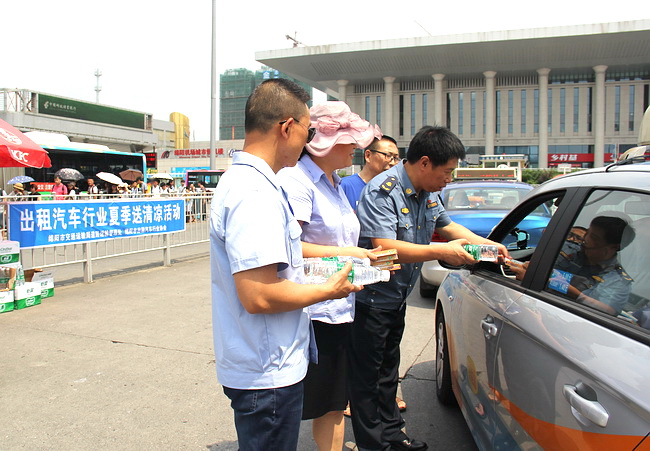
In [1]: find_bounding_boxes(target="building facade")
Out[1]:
[257,21,650,168]
[219,66,313,140]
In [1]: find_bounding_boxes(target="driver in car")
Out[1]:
[509,215,634,315]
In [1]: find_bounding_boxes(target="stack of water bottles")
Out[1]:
[303,256,391,285]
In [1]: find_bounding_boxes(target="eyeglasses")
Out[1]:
[279,118,316,143]
[370,149,400,162]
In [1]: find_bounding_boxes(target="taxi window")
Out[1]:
[543,189,650,331]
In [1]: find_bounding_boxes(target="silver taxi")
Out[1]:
[434,158,650,449]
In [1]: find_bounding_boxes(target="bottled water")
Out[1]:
[303,257,390,285]
[463,244,499,262]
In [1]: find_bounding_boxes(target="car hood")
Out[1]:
[447,210,507,237]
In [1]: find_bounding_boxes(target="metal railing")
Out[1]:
[1,192,212,283]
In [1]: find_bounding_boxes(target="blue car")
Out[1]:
[420,180,552,296]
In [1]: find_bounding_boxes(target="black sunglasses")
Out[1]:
[279,118,316,143]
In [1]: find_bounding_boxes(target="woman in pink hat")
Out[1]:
[279,101,382,450]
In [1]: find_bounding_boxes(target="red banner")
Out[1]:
[548,153,615,165]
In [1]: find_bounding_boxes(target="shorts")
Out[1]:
[301,320,351,420]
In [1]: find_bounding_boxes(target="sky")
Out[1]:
[3,1,647,141]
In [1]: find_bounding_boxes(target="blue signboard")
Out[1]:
[8,198,185,248]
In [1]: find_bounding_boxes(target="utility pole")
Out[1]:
[94,69,102,103]
[209,0,217,170]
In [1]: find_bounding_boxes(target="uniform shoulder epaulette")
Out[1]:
[615,265,634,282]
[380,176,398,194]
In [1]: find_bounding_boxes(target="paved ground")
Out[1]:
[0,243,475,450]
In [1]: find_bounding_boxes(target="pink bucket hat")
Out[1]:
[305,101,382,157]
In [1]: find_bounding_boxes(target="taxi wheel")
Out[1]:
[435,309,456,406]
[419,278,438,298]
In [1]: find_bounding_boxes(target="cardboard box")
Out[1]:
[0,290,14,313]
[31,270,55,299]
[0,241,20,265]
[14,282,42,310]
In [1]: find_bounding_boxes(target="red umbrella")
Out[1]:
[0,118,51,168]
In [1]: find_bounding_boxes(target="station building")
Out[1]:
[257,20,650,168]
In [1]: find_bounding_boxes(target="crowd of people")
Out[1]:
[210,78,506,451]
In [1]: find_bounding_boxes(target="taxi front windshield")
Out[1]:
[444,187,531,211]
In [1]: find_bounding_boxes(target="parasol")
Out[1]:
[119,169,144,182]
[0,118,51,168]
[148,172,173,180]
[55,168,85,181]
[7,175,35,185]
[96,172,123,185]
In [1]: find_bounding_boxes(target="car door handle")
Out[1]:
[481,317,498,338]
[563,384,609,428]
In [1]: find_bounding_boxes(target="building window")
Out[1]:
[587,86,594,132]
[495,90,501,134]
[376,96,381,128]
[410,94,416,136]
[560,88,566,133]
[548,89,553,133]
[470,91,476,135]
[521,90,527,134]
[614,85,621,132]
[629,85,635,131]
[573,87,579,133]
[365,96,370,122]
[422,94,428,127]
[446,93,451,129]
[399,95,404,136]
[483,92,486,135]
[508,90,514,134]
[458,92,464,135]
[534,89,539,133]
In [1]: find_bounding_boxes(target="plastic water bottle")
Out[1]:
[463,244,499,262]
[303,257,390,285]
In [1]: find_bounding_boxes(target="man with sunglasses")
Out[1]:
[341,135,400,211]
[210,78,360,451]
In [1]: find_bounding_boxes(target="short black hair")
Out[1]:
[405,126,466,166]
[366,135,397,151]
[244,79,311,133]
[590,216,632,248]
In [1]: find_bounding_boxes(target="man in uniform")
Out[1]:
[551,215,633,315]
[210,78,361,451]
[348,125,508,451]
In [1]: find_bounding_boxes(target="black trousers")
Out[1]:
[348,301,408,451]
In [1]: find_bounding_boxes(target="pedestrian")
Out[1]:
[66,182,77,200]
[210,78,361,451]
[86,178,99,198]
[340,135,400,211]
[27,183,41,200]
[348,125,509,451]
[7,183,26,201]
[51,176,68,200]
[279,101,381,450]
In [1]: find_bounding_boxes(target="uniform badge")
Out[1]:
[426,199,438,209]
[380,176,397,194]
[401,208,410,214]
[592,275,604,283]
[405,188,413,195]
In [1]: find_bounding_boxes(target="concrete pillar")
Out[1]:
[484,71,497,156]
[383,76,396,137]
[337,79,349,103]
[537,68,551,168]
[432,73,445,126]
[593,65,608,167]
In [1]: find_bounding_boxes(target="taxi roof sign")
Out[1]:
[454,167,518,180]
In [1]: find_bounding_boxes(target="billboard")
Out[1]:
[38,94,148,130]
[8,198,185,248]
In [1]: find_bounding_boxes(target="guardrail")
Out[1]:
[1,192,212,283]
